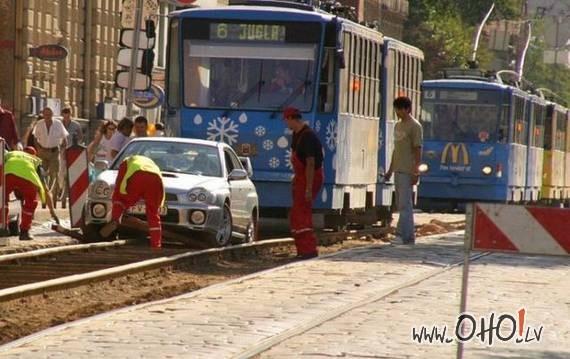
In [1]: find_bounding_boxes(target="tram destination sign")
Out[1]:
[210,23,286,42]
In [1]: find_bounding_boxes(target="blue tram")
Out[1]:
[377,37,424,211]
[165,1,423,224]
[418,71,547,209]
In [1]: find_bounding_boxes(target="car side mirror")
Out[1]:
[228,168,248,181]
[94,159,109,171]
[238,156,253,177]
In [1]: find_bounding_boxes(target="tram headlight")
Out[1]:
[418,163,429,173]
[482,165,493,175]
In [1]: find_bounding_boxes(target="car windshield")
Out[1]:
[112,141,222,177]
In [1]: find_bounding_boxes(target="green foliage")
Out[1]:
[404,0,523,78]
[524,38,570,104]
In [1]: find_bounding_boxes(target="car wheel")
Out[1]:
[210,204,233,247]
[244,211,258,243]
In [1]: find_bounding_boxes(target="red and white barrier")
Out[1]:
[65,145,89,228]
[468,203,570,256]
[0,139,5,231]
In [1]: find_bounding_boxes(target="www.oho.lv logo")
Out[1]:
[411,308,543,345]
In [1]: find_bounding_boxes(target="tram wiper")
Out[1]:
[222,79,265,118]
[270,80,312,119]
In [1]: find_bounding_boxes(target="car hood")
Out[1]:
[96,170,227,193]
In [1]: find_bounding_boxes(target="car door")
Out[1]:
[223,148,248,230]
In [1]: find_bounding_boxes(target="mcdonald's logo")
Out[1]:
[441,143,470,166]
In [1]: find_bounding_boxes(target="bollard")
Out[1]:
[65,144,89,228]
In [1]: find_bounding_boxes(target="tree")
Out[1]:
[404,0,523,78]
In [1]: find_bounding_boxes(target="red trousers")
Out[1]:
[5,174,38,231]
[290,154,324,256]
[111,170,163,248]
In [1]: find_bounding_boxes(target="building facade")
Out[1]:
[0,0,127,133]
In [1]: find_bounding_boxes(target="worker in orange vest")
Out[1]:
[4,146,59,240]
[99,155,164,248]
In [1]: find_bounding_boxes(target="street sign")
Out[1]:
[29,44,69,61]
[120,29,155,49]
[121,0,159,29]
[115,71,151,91]
[117,48,143,68]
[133,84,165,109]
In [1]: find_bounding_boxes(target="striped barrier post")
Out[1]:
[457,202,570,358]
[66,144,89,228]
[0,139,5,232]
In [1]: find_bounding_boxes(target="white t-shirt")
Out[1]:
[95,136,113,161]
[109,132,131,156]
[33,119,69,148]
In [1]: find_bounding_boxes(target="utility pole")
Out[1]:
[126,0,144,118]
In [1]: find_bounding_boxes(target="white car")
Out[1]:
[83,137,259,246]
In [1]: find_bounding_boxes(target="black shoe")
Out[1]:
[295,252,318,260]
[19,231,34,241]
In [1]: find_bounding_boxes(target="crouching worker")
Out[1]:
[99,155,164,248]
[5,147,59,240]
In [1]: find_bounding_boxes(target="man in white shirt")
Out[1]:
[32,107,68,193]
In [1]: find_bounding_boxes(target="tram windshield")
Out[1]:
[421,89,502,143]
[181,20,319,111]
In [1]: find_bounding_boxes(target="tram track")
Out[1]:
[0,225,395,303]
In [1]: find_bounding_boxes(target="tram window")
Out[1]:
[533,105,545,148]
[167,19,180,107]
[183,40,317,111]
[318,48,336,113]
[544,107,553,150]
[340,32,350,113]
[556,110,566,151]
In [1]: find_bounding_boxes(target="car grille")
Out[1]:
[132,209,179,224]
[165,193,178,202]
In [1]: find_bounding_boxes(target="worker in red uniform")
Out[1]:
[99,155,164,248]
[283,107,324,259]
[4,146,59,240]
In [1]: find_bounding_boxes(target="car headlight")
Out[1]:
[482,165,493,175]
[187,188,213,203]
[91,181,111,199]
[418,163,429,173]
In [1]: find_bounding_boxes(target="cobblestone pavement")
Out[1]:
[2,230,566,359]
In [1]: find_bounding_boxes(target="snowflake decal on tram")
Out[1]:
[207,117,239,145]
[325,121,337,151]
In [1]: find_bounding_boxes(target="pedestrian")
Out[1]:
[153,122,165,137]
[133,116,148,137]
[283,106,324,259]
[0,101,22,150]
[87,120,116,162]
[384,96,423,245]
[58,107,84,208]
[4,147,59,240]
[109,117,134,159]
[32,107,68,195]
[99,155,164,249]
[61,107,83,146]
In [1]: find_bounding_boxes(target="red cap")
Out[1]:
[24,146,37,156]
[282,106,301,119]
